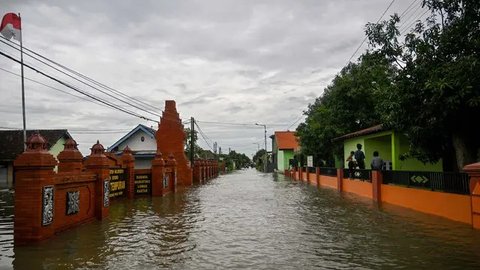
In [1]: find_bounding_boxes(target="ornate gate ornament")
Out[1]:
[42,186,54,226]
[163,175,169,188]
[66,191,80,215]
[104,180,110,207]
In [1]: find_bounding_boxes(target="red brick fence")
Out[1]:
[13,133,221,245]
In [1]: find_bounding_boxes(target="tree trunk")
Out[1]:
[452,132,476,171]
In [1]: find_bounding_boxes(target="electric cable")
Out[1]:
[0,50,158,122]
[0,38,162,117]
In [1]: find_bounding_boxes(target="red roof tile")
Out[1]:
[274,131,299,150]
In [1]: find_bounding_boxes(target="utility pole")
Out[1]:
[190,117,194,167]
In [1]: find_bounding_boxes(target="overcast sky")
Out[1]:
[0,0,421,157]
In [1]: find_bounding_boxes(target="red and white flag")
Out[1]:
[1,13,21,41]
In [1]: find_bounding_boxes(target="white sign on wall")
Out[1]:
[307,156,313,167]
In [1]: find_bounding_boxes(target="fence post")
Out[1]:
[463,162,480,229]
[121,146,135,199]
[299,167,303,181]
[57,138,83,173]
[306,167,309,183]
[84,140,110,220]
[193,160,200,183]
[316,167,320,186]
[372,170,383,203]
[337,168,343,191]
[13,133,58,245]
[151,152,165,196]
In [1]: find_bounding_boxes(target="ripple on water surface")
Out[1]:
[1,170,480,269]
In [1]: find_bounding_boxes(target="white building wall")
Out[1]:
[117,130,156,151]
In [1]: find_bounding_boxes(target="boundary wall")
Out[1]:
[286,165,480,228]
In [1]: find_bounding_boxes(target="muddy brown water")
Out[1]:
[1,169,480,269]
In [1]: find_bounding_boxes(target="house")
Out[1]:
[270,131,300,173]
[107,124,157,169]
[0,129,72,189]
[335,124,442,172]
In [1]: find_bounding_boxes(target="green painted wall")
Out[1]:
[49,137,66,159]
[395,133,443,172]
[49,137,67,172]
[365,135,392,169]
[278,150,294,171]
[343,131,442,171]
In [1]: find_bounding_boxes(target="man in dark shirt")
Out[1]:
[354,144,365,169]
[371,151,383,170]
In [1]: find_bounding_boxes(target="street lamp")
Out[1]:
[255,123,267,173]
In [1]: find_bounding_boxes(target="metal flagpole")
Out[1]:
[18,13,26,151]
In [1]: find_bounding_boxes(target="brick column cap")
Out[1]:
[14,133,57,168]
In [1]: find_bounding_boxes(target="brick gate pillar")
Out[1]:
[464,162,480,229]
[84,140,110,220]
[151,152,165,196]
[57,138,83,173]
[121,146,135,199]
[193,160,200,183]
[13,133,58,245]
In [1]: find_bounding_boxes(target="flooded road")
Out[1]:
[1,169,480,269]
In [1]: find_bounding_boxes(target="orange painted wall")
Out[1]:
[381,184,472,224]
[308,174,317,185]
[319,175,337,189]
[342,179,372,199]
[302,172,307,182]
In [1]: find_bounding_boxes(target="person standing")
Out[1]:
[346,151,356,178]
[371,151,384,171]
[354,144,366,169]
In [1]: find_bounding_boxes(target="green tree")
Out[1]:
[365,0,480,170]
[297,52,393,165]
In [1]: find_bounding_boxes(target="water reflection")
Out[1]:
[1,169,480,269]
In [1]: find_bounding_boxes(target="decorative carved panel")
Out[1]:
[42,186,54,226]
[66,191,80,215]
[104,180,110,207]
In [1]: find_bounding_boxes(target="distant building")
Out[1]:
[270,131,300,173]
[0,129,72,189]
[107,124,157,169]
[335,124,442,171]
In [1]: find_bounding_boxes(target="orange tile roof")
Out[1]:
[274,131,299,150]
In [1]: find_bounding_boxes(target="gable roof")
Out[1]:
[333,124,384,141]
[107,124,156,151]
[0,129,71,161]
[274,131,299,150]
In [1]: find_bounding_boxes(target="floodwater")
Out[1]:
[1,169,480,269]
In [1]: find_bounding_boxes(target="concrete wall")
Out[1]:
[288,168,473,226]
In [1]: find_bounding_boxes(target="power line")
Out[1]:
[346,0,396,65]
[194,121,214,151]
[0,67,112,108]
[286,114,304,130]
[400,9,430,35]
[0,37,163,118]
[399,0,421,18]
[0,50,158,122]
